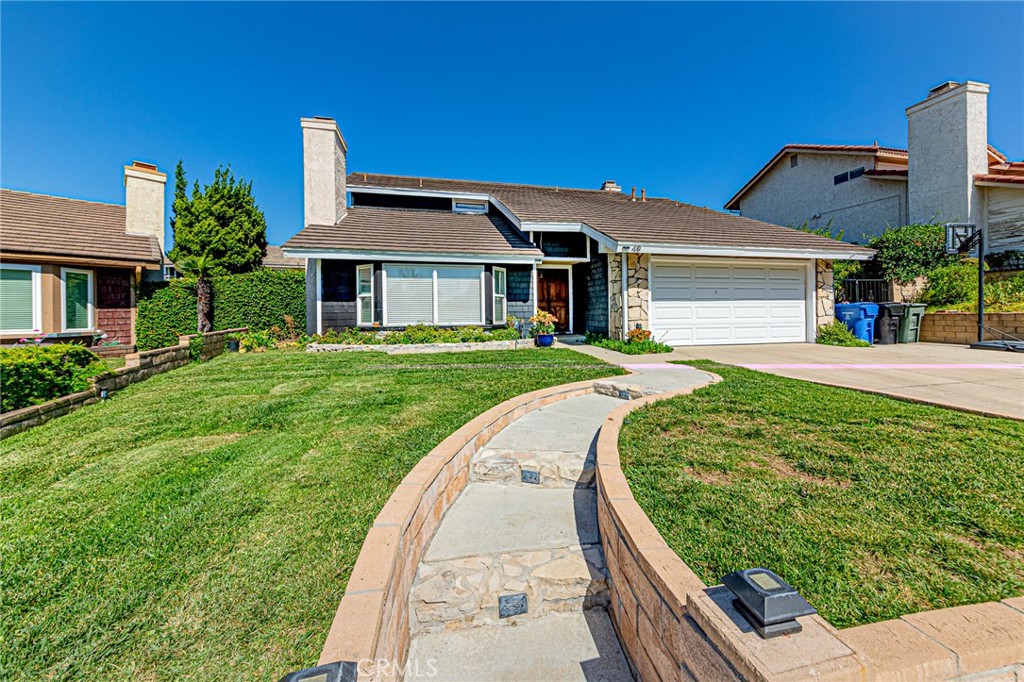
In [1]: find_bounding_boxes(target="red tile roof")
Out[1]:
[0,189,162,265]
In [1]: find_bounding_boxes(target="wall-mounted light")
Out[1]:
[721,568,816,639]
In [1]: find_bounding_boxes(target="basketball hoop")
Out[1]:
[945,223,978,255]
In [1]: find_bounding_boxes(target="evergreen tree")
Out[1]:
[168,163,267,275]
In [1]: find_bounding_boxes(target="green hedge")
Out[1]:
[136,269,306,351]
[0,344,107,412]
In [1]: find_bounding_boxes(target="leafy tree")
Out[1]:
[865,223,954,284]
[174,253,216,332]
[168,162,267,276]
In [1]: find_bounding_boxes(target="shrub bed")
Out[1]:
[136,269,306,351]
[815,321,870,347]
[312,324,521,346]
[585,330,673,355]
[923,267,1024,313]
[0,344,108,412]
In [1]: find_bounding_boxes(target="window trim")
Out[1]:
[0,263,42,335]
[60,267,94,332]
[493,267,507,324]
[382,263,484,326]
[356,264,374,327]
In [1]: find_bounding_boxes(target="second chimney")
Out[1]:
[301,117,348,226]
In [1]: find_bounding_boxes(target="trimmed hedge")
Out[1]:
[136,269,306,351]
[0,344,108,412]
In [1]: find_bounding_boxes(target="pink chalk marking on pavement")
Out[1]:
[738,363,1022,370]
[620,363,688,370]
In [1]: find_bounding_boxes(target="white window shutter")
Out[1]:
[385,265,434,325]
[436,266,482,325]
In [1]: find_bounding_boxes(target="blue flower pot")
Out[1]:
[536,334,554,347]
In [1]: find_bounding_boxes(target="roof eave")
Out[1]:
[281,246,543,265]
[612,241,875,261]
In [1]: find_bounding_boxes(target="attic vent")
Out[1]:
[790,154,799,168]
[600,180,621,192]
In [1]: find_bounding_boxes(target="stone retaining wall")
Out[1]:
[316,378,604,680]
[307,339,535,354]
[596,378,1024,681]
[0,328,245,439]
[921,312,1024,344]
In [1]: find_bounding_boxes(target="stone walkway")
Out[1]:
[406,365,711,681]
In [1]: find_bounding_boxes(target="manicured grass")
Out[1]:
[1,349,621,680]
[619,361,1024,628]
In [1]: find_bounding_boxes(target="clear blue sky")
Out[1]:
[2,2,1022,247]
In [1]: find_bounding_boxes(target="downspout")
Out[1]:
[620,250,629,340]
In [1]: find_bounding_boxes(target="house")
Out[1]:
[0,161,167,348]
[725,81,1024,254]
[283,117,872,346]
[262,245,305,270]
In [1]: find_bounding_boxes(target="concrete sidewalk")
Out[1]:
[565,341,1024,420]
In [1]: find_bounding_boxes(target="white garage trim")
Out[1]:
[649,256,816,346]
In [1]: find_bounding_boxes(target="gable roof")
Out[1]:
[0,189,162,265]
[284,206,544,260]
[344,173,871,257]
[724,144,909,211]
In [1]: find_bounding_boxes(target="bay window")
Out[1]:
[383,263,484,326]
[493,267,507,323]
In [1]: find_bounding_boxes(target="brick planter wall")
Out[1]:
[596,378,1024,682]
[920,312,1024,344]
[0,328,246,439]
[316,378,605,680]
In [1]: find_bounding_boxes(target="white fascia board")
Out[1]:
[281,247,541,265]
[347,184,523,228]
[616,242,875,261]
[522,221,584,232]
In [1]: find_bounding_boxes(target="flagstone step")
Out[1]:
[471,447,595,488]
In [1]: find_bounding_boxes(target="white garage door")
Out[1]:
[651,260,808,346]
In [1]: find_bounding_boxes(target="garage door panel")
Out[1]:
[651,260,808,346]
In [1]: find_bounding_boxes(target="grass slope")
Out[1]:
[1,349,621,680]
[620,361,1024,628]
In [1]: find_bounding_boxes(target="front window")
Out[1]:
[493,267,507,323]
[383,263,483,326]
[62,268,94,331]
[0,264,41,334]
[356,264,373,326]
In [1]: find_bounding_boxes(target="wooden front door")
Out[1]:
[537,268,570,333]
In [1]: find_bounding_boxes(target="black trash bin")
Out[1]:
[875,303,906,345]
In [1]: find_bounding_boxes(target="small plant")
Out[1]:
[626,327,652,343]
[529,310,557,336]
[816,321,870,347]
[237,330,276,353]
[188,335,206,362]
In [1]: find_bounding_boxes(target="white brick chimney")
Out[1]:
[124,161,167,254]
[301,116,348,226]
[906,81,989,225]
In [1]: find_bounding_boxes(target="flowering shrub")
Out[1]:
[626,327,652,343]
[529,310,557,336]
[585,330,672,355]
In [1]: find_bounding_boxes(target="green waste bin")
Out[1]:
[898,304,926,343]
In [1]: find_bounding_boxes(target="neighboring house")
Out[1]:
[283,118,872,346]
[0,161,167,347]
[725,81,1024,253]
[262,245,304,270]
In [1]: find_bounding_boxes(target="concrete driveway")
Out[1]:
[663,342,1024,419]
[567,341,1024,419]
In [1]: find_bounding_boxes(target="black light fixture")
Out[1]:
[720,568,816,639]
[277,661,358,682]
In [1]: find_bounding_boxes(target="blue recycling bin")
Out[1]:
[835,303,879,345]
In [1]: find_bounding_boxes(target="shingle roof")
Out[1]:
[262,245,304,269]
[0,189,161,265]
[285,206,544,258]
[345,173,871,256]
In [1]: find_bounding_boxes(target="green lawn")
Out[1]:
[0,349,621,680]
[619,361,1024,629]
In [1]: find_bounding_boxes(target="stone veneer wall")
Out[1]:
[0,328,245,439]
[608,253,650,340]
[815,259,836,327]
[596,377,1024,682]
[315,379,604,681]
[921,312,1024,344]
